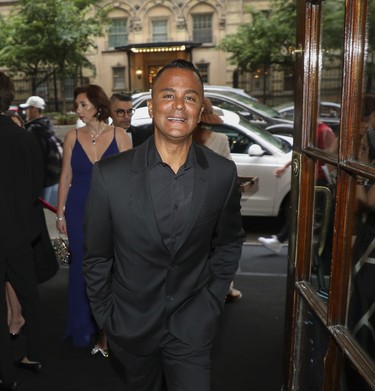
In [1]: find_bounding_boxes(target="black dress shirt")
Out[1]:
[148,138,195,254]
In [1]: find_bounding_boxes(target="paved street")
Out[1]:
[14,243,288,391]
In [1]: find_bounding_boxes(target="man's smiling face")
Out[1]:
[147,67,204,143]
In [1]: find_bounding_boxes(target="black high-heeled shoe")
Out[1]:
[9,332,20,341]
[9,326,24,340]
[15,360,42,373]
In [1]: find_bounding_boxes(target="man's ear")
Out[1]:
[147,100,153,119]
[198,105,204,123]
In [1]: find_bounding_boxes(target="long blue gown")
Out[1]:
[65,129,119,347]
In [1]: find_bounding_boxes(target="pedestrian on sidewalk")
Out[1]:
[110,92,153,147]
[56,84,131,353]
[258,160,291,253]
[258,122,337,254]
[20,96,62,207]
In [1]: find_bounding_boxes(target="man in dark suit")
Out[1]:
[0,72,44,390]
[84,59,245,391]
[110,92,153,147]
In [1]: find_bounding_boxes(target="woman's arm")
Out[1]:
[56,129,75,235]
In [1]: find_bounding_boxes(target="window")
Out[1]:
[152,19,168,42]
[196,63,209,83]
[210,124,252,154]
[108,19,128,49]
[113,67,125,90]
[283,68,294,91]
[35,80,48,100]
[64,77,75,101]
[192,14,213,43]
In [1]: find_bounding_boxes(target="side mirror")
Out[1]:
[248,144,264,156]
[238,111,253,120]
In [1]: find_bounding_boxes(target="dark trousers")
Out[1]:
[0,255,15,383]
[109,332,212,391]
[277,198,291,243]
[0,243,41,382]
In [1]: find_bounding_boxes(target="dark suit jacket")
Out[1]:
[126,124,153,147]
[0,115,43,251]
[83,138,245,355]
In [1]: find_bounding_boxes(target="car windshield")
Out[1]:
[238,117,292,153]
[132,93,150,108]
[214,92,283,118]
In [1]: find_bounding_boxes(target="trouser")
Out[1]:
[277,218,290,243]
[0,254,16,383]
[109,331,212,391]
[277,197,291,243]
[2,244,42,362]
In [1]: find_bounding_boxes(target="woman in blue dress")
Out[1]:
[56,85,132,354]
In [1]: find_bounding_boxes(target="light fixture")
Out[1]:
[131,45,187,54]
[136,67,143,79]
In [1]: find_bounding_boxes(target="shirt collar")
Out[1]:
[147,137,196,170]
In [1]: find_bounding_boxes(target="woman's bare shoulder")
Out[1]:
[64,127,79,143]
[115,126,132,147]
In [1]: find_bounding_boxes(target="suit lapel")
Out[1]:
[130,139,169,253]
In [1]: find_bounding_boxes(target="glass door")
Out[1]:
[284,0,375,389]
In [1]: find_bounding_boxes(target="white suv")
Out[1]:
[132,106,292,217]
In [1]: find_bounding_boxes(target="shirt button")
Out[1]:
[166,295,174,302]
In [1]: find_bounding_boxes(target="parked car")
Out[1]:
[132,106,293,217]
[273,101,341,134]
[132,89,294,135]
[203,85,258,101]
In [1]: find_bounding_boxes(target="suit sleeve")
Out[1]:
[207,161,246,303]
[83,163,114,328]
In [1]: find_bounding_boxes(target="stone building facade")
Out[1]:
[1,0,291,108]
[85,0,268,96]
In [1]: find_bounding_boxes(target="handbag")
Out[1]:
[53,235,71,266]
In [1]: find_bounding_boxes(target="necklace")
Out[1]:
[90,126,105,144]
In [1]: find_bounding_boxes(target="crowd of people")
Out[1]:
[0,60,246,391]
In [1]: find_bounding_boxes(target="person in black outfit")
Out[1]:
[110,92,153,147]
[84,59,245,391]
[0,72,44,390]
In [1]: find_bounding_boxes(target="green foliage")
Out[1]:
[217,0,296,72]
[54,112,78,125]
[322,0,345,52]
[216,0,360,73]
[0,0,109,92]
